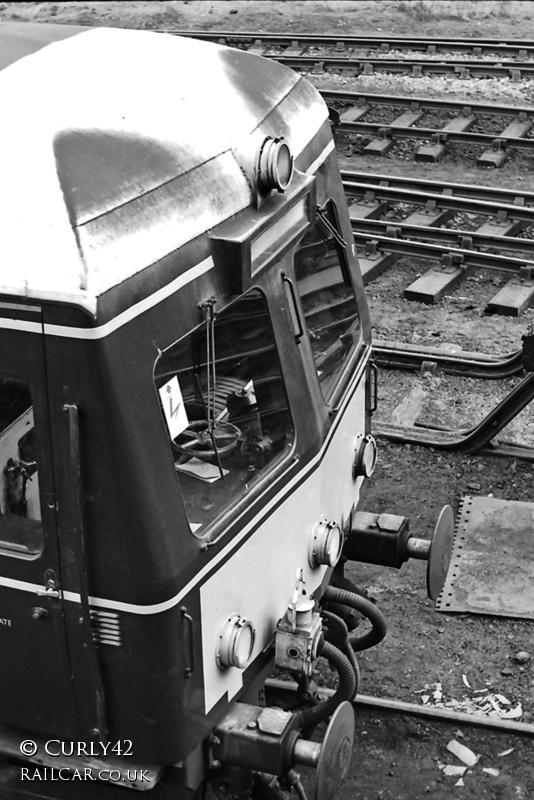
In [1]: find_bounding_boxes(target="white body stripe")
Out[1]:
[306,139,335,175]
[0,258,214,339]
[0,576,45,594]
[44,256,215,340]
[0,317,42,335]
[0,140,333,341]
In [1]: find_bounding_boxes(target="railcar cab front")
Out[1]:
[161,152,372,544]
[0,24,375,800]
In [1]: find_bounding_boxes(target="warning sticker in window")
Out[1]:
[159,376,189,440]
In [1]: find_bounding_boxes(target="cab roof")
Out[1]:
[0,25,327,316]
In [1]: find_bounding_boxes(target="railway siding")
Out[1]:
[343,171,534,315]
[324,90,534,166]
[169,30,534,60]
[166,30,534,79]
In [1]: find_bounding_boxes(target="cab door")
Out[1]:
[0,306,79,737]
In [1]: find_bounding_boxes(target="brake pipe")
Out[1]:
[294,638,356,728]
[323,585,388,652]
[321,610,360,700]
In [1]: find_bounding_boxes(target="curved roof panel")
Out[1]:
[0,26,327,314]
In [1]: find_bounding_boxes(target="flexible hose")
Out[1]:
[323,599,362,632]
[324,573,371,631]
[321,610,359,700]
[294,637,356,728]
[344,642,361,697]
[323,585,387,652]
[321,608,348,650]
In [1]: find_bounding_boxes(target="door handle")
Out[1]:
[36,568,61,598]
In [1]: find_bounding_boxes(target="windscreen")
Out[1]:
[154,289,294,536]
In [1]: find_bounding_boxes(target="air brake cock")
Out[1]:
[275,570,322,677]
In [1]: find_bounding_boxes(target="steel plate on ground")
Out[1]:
[427,504,454,601]
[436,495,534,619]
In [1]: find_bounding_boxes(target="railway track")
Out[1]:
[265,678,534,736]
[372,340,524,379]
[373,372,534,462]
[325,91,534,168]
[171,30,534,59]
[340,169,534,206]
[264,55,534,80]
[170,33,534,167]
[342,170,534,315]
[168,33,534,167]
[340,170,534,456]
[168,30,534,78]
[168,28,534,458]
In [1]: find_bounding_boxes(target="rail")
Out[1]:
[168,30,534,59]
[324,90,534,121]
[375,370,534,459]
[340,169,534,211]
[372,341,524,379]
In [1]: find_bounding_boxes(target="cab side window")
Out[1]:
[293,200,361,401]
[0,377,42,557]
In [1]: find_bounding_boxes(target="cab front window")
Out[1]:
[293,200,361,400]
[154,289,294,536]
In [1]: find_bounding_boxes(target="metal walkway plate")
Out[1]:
[436,495,534,619]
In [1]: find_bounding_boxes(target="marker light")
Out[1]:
[216,613,256,670]
[309,517,343,568]
[257,137,294,192]
[353,434,377,479]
